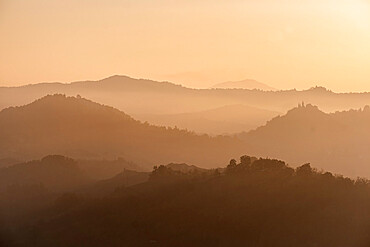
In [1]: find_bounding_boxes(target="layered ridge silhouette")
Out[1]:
[1,76,370,117]
[1,94,370,178]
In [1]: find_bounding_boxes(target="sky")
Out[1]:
[0,0,369,92]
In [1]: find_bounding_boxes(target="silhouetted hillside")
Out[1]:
[0,155,145,232]
[239,103,370,177]
[212,79,276,91]
[0,95,245,168]
[134,104,280,135]
[5,157,369,247]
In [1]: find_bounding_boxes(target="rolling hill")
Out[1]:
[239,103,370,177]
[1,94,369,178]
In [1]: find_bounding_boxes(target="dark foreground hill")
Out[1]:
[0,155,89,193]
[0,155,146,196]
[3,157,369,247]
[0,155,150,244]
[239,103,370,177]
[0,94,245,168]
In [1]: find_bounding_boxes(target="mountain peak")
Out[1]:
[247,103,327,134]
[305,86,332,93]
[211,79,276,91]
[100,75,134,81]
[284,103,325,118]
[73,75,186,92]
[19,94,104,110]
[0,94,134,125]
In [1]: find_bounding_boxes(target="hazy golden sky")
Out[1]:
[0,0,369,91]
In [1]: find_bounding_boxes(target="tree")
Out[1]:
[240,155,251,167]
[296,163,313,176]
[228,159,237,168]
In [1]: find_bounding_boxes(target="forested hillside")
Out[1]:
[3,156,369,247]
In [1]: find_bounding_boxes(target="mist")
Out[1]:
[1,1,370,246]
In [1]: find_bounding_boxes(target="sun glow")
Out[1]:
[334,1,370,29]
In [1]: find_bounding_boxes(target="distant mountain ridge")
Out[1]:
[2,75,370,115]
[212,79,276,91]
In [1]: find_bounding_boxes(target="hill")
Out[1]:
[0,155,90,193]
[133,104,280,135]
[0,75,191,114]
[239,103,370,177]
[0,94,245,168]
[4,157,369,247]
[212,79,276,91]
